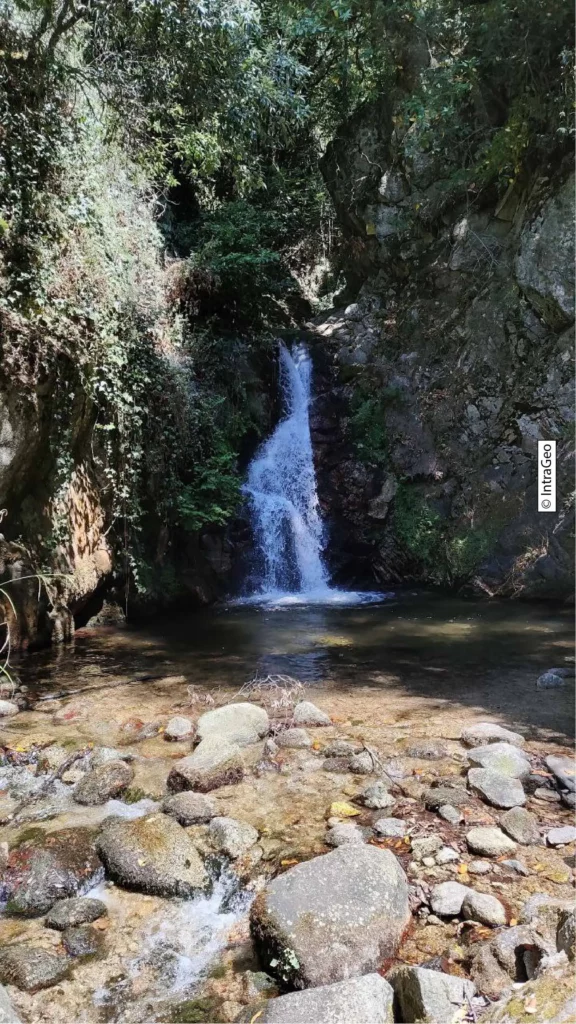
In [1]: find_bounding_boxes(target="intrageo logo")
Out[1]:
[538,440,557,512]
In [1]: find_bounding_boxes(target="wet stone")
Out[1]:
[45,897,107,930]
[161,791,216,826]
[404,741,448,760]
[468,767,526,809]
[536,671,566,689]
[164,716,195,742]
[500,806,540,845]
[167,738,244,793]
[0,946,70,992]
[73,760,134,805]
[62,924,103,957]
[209,817,258,859]
[90,747,133,770]
[96,813,208,897]
[3,827,103,917]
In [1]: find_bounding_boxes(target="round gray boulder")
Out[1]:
[73,760,134,806]
[197,703,269,746]
[162,791,216,826]
[96,813,208,897]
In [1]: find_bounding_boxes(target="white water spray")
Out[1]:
[240,343,389,606]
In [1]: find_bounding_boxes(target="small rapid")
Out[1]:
[240,343,388,606]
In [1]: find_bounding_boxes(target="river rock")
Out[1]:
[260,973,394,1023]
[461,723,525,748]
[275,728,311,749]
[391,966,476,1024]
[500,806,540,844]
[468,860,491,875]
[197,703,269,746]
[533,785,561,802]
[167,737,244,792]
[468,768,526,808]
[546,825,576,846]
[430,881,469,916]
[561,791,576,809]
[424,786,468,810]
[3,827,103,916]
[462,891,506,927]
[536,670,566,689]
[323,739,362,757]
[519,894,576,940]
[438,804,463,824]
[45,897,107,930]
[0,946,69,991]
[545,754,576,792]
[73,760,134,805]
[325,823,365,846]
[63,924,102,957]
[405,740,448,760]
[412,836,443,862]
[436,846,459,864]
[501,858,529,876]
[0,983,20,1023]
[467,742,530,779]
[349,750,376,774]
[0,701,18,717]
[96,813,208,897]
[323,756,352,772]
[373,818,406,838]
[292,701,331,726]
[362,781,395,809]
[466,827,516,857]
[164,716,195,742]
[161,791,216,826]
[209,816,258,858]
[90,747,133,769]
[250,845,410,988]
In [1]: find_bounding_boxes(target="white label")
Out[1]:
[537,440,556,512]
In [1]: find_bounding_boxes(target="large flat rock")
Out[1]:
[250,845,410,988]
[260,973,394,1023]
[467,742,530,779]
[197,703,269,746]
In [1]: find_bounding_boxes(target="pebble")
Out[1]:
[435,846,459,864]
[373,817,406,838]
[62,925,102,957]
[362,781,395,810]
[466,827,516,857]
[546,826,576,846]
[462,890,506,927]
[349,750,376,774]
[468,860,491,875]
[164,716,195,741]
[536,670,566,689]
[161,791,216,826]
[0,700,19,717]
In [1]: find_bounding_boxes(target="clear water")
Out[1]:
[241,343,385,606]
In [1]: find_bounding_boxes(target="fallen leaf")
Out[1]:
[509,918,518,926]
[280,858,299,866]
[329,801,360,818]
[458,864,468,875]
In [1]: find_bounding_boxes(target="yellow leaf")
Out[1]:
[458,864,468,874]
[330,802,360,818]
[365,222,376,236]
[509,918,518,926]
[280,858,299,866]
[404,836,411,844]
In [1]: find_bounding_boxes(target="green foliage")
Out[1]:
[176,446,242,533]
[445,528,495,583]
[394,487,443,568]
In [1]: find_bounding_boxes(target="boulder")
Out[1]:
[545,755,576,793]
[520,894,576,942]
[63,924,103,957]
[467,743,530,780]
[373,818,406,838]
[0,946,69,991]
[275,728,311,749]
[430,882,469,917]
[491,925,550,978]
[161,791,216,826]
[470,946,511,1000]
[462,891,506,927]
[260,974,394,1023]
[424,786,468,810]
[209,817,258,859]
[466,827,516,857]
[96,813,208,897]
[391,966,476,1024]
[196,703,269,746]
[292,701,331,727]
[468,768,526,809]
[537,671,566,689]
[250,845,410,988]
[546,825,576,847]
[73,760,134,805]
[167,737,244,793]
[461,724,524,749]
[45,897,107,930]
[2,827,103,916]
[499,806,540,845]
[164,716,195,742]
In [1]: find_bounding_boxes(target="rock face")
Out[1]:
[515,174,575,325]
[96,813,208,897]
[0,946,70,991]
[73,760,134,805]
[468,767,526,808]
[2,828,103,916]
[260,973,394,1023]
[196,703,269,746]
[250,845,410,988]
[167,737,244,793]
[390,966,476,1024]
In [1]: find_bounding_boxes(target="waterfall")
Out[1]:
[243,343,330,597]
[240,343,390,606]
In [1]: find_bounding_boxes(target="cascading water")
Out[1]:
[240,343,389,606]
